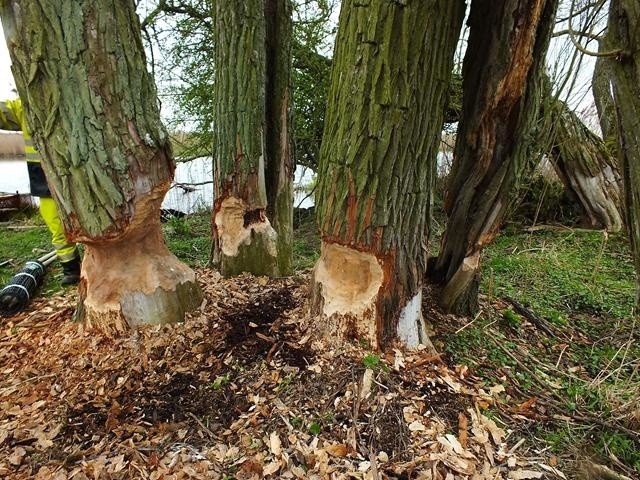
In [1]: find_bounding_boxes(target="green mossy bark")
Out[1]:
[0,1,202,329]
[605,0,640,307]
[434,0,559,315]
[314,0,465,347]
[265,0,294,276]
[212,0,293,277]
[547,98,623,232]
[0,1,173,239]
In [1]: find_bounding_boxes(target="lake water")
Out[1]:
[0,156,316,213]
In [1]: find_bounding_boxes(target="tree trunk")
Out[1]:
[547,98,623,232]
[605,0,640,308]
[0,1,202,332]
[265,0,294,276]
[433,0,559,316]
[312,0,465,350]
[592,41,617,146]
[212,0,293,277]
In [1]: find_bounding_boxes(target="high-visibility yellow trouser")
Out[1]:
[39,197,79,263]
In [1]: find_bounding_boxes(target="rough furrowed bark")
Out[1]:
[433,0,559,316]
[547,98,623,232]
[605,0,640,308]
[212,0,293,277]
[265,0,294,276]
[1,1,202,332]
[312,0,465,350]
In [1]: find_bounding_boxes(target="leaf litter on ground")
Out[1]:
[0,270,566,479]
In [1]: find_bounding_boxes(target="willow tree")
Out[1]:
[311,0,465,350]
[0,1,202,332]
[212,0,293,277]
[605,0,640,307]
[432,0,559,315]
[547,97,623,232]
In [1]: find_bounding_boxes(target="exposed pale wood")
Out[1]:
[0,0,201,329]
[312,0,465,349]
[434,0,559,315]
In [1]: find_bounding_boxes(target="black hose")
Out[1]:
[0,261,46,316]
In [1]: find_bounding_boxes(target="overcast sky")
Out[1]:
[1,4,600,126]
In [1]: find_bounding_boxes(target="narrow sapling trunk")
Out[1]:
[212,0,293,277]
[433,0,559,315]
[1,1,202,332]
[312,0,465,349]
[605,0,640,307]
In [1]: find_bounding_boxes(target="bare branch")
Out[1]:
[567,0,623,58]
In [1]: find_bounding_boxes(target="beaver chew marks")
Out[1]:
[314,242,383,341]
[215,197,277,257]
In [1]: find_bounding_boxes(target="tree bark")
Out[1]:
[547,98,623,232]
[592,41,617,146]
[312,0,465,350]
[212,0,293,277]
[605,0,640,308]
[433,0,559,316]
[0,1,202,332]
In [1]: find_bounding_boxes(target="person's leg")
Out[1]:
[39,197,81,285]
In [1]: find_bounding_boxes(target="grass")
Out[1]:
[439,226,639,475]
[162,212,212,267]
[0,208,65,294]
[483,227,636,322]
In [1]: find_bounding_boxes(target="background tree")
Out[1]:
[546,95,623,231]
[432,0,559,315]
[141,0,335,171]
[312,0,465,349]
[211,0,294,277]
[0,0,202,332]
[605,0,640,307]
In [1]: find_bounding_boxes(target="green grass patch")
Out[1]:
[162,212,212,267]
[483,229,635,322]
[0,209,65,295]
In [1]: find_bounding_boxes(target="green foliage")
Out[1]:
[291,1,335,169]
[308,421,321,435]
[210,374,230,390]
[162,211,211,267]
[142,0,336,168]
[362,354,380,370]
[501,309,522,329]
[597,432,640,472]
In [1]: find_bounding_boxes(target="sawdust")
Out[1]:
[0,270,558,479]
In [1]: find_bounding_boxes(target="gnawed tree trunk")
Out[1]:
[605,0,640,307]
[0,1,202,332]
[212,0,293,277]
[265,0,294,276]
[433,0,559,316]
[312,0,465,350]
[547,98,623,232]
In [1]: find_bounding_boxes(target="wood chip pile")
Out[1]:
[0,270,560,479]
